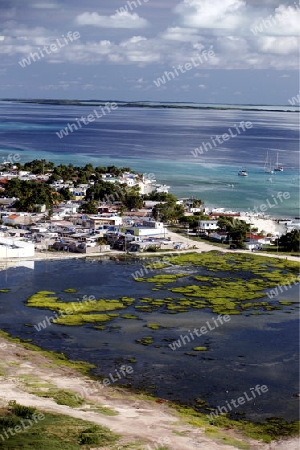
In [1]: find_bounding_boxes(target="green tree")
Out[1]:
[278,230,300,252]
[217,217,250,248]
[79,201,98,214]
[124,193,143,210]
[58,187,73,201]
[153,199,185,223]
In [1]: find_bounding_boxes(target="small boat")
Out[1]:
[264,151,274,174]
[274,152,283,172]
[238,170,248,177]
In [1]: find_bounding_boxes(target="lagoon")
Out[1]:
[0,254,298,422]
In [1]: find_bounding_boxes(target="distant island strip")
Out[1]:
[1,99,298,112]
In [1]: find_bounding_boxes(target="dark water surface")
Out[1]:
[0,258,299,422]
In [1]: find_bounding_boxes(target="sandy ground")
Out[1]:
[0,336,299,450]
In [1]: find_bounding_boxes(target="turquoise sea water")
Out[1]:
[0,102,299,217]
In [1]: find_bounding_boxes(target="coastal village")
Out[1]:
[0,160,299,259]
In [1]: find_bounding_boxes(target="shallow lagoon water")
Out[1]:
[0,257,299,422]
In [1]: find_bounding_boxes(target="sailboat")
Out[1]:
[274,152,283,172]
[264,151,274,174]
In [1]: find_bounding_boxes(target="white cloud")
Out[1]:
[75,11,149,29]
[175,0,248,30]
[258,36,299,54]
[176,0,300,38]
[250,4,300,36]
[161,27,199,42]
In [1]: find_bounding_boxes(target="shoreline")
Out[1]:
[0,226,299,264]
[0,332,298,449]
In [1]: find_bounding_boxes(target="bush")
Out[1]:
[8,401,36,418]
[79,425,118,446]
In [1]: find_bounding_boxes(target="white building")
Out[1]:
[0,238,35,259]
[199,220,218,231]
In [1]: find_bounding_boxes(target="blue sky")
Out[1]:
[0,0,299,104]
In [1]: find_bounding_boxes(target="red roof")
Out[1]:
[7,214,19,219]
[210,213,241,217]
[246,233,263,240]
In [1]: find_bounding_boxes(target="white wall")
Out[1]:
[0,238,35,258]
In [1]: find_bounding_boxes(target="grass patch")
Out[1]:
[172,404,300,443]
[34,389,84,408]
[88,404,118,416]
[0,402,119,449]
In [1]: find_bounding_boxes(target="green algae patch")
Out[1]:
[134,252,299,316]
[54,313,117,326]
[145,261,169,270]
[26,290,129,326]
[0,289,10,293]
[146,324,163,330]
[135,336,154,346]
[135,274,187,283]
[63,288,78,293]
[193,347,208,351]
[121,314,139,320]
[120,296,135,305]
